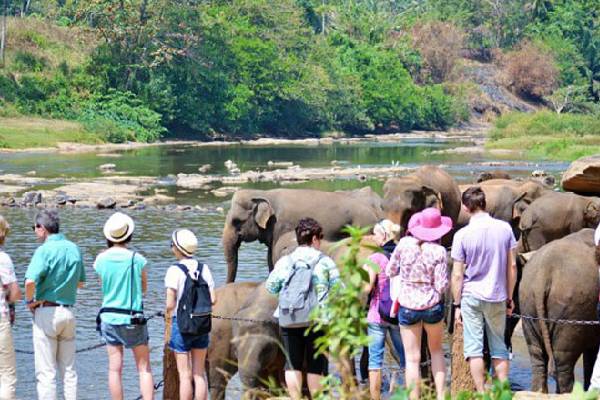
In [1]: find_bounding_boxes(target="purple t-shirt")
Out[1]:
[451,212,516,302]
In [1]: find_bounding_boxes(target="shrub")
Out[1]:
[0,75,18,102]
[412,21,465,83]
[502,41,558,100]
[13,51,48,72]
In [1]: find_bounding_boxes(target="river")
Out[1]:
[0,136,574,398]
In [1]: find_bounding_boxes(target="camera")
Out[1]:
[130,313,147,325]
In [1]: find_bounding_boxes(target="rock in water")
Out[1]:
[98,163,116,172]
[198,164,212,173]
[22,191,42,205]
[97,197,117,209]
[562,154,600,194]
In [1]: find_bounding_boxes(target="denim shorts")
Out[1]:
[100,322,149,348]
[398,303,444,326]
[169,316,209,353]
[367,322,405,370]
[461,295,509,360]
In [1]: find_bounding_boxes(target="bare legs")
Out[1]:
[468,357,509,392]
[369,369,382,400]
[285,371,323,400]
[106,344,154,400]
[400,321,446,400]
[174,349,208,400]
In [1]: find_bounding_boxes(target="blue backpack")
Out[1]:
[377,246,398,324]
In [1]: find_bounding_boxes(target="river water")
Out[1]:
[0,137,573,398]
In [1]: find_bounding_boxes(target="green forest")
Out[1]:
[0,0,598,144]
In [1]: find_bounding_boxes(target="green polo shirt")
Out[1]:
[25,233,85,305]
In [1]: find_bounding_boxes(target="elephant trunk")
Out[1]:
[223,224,241,283]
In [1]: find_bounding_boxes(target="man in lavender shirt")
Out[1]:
[450,186,517,391]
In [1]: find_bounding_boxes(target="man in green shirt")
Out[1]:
[24,210,85,400]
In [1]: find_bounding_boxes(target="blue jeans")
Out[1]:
[367,322,406,370]
[398,303,444,326]
[169,316,209,353]
[461,295,509,360]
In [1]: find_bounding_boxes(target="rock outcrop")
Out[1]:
[561,154,600,194]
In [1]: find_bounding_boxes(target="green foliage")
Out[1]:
[13,51,48,72]
[311,225,374,398]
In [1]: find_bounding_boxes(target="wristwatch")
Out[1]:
[453,303,461,309]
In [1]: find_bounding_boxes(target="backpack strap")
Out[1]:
[175,260,206,282]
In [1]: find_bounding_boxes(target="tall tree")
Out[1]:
[0,0,7,67]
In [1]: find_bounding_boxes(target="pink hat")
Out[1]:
[407,208,453,242]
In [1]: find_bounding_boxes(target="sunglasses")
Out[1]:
[31,224,41,231]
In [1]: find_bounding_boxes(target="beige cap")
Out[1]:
[171,229,198,257]
[103,212,135,243]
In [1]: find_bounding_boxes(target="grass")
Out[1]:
[0,117,103,149]
[486,110,600,161]
[4,17,94,73]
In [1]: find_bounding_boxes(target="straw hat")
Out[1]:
[103,212,135,243]
[171,229,198,257]
[407,208,452,242]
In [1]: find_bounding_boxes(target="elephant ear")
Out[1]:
[584,200,600,227]
[252,198,274,229]
[422,186,443,211]
[512,192,529,220]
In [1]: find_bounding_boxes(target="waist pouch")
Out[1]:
[96,307,144,331]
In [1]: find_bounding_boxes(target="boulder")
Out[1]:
[22,191,42,205]
[476,170,511,183]
[198,164,212,173]
[561,155,600,194]
[98,163,116,172]
[55,195,67,206]
[97,197,117,209]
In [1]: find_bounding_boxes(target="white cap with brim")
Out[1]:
[172,229,198,257]
[103,212,135,243]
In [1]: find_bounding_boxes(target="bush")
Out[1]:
[502,41,558,100]
[0,75,18,102]
[411,20,465,83]
[13,51,48,72]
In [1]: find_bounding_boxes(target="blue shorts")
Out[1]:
[367,322,405,370]
[169,316,209,353]
[398,303,444,326]
[100,322,149,348]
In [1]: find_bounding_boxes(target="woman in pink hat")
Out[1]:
[387,207,451,400]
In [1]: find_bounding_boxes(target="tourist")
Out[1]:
[451,187,517,391]
[24,209,86,400]
[266,218,340,400]
[165,229,215,400]
[363,219,405,400]
[0,215,21,400]
[94,212,154,400]
[388,208,451,400]
[587,223,600,389]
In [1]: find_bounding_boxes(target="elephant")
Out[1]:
[382,165,461,242]
[476,170,511,183]
[222,188,382,282]
[519,228,600,393]
[456,179,549,235]
[337,186,384,219]
[518,191,600,253]
[231,284,286,396]
[208,281,262,400]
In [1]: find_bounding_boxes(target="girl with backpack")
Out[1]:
[362,219,406,400]
[265,218,340,400]
[94,212,154,400]
[164,229,215,400]
[387,208,451,400]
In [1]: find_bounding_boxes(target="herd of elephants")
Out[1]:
[206,165,600,398]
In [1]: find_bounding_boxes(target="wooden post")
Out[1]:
[450,322,476,395]
[163,310,179,400]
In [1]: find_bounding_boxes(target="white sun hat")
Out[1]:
[171,229,198,257]
[103,212,135,243]
[595,222,600,245]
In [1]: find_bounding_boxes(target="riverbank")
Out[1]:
[485,111,600,161]
[0,120,487,153]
